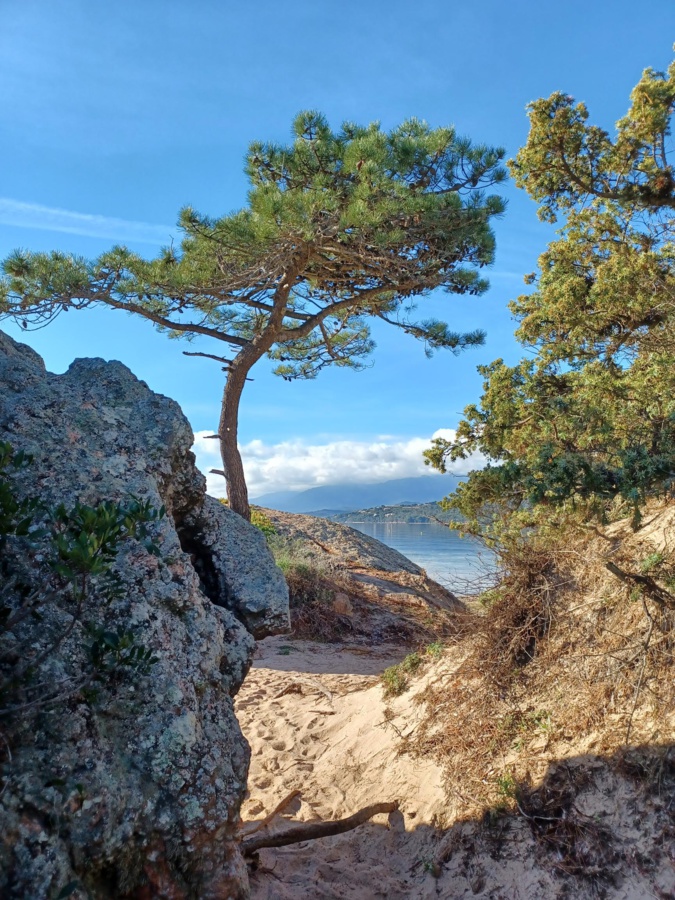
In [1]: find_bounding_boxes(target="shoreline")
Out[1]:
[339,520,450,526]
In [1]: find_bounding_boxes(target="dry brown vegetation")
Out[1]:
[237,505,675,898]
[404,502,675,883]
[360,502,675,897]
[269,533,463,645]
[281,554,360,642]
[240,503,675,894]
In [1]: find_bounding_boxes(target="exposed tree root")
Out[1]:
[241,801,398,855]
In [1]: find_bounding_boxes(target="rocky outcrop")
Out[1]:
[0,331,289,899]
[182,496,289,639]
[261,509,465,643]
[263,509,463,610]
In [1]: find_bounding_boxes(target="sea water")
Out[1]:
[347,521,497,595]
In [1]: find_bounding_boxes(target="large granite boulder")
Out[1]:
[0,331,289,899]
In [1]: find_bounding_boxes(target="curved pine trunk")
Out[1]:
[216,279,295,520]
[218,360,252,521]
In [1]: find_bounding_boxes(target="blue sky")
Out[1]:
[1,1,673,496]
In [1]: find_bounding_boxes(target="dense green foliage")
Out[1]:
[0,442,163,716]
[1,113,505,366]
[249,508,277,540]
[427,57,675,534]
[1,111,506,518]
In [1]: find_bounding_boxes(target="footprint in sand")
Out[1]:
[245,800,264,815]
[239,690,266,705]
[254,725,273,740]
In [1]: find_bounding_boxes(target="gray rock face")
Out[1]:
[265,510,430,575]
[183,496,289,639]
[0,331,289,899]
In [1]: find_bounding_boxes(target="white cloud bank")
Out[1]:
[192,429,483,499]
[0,198,173,245]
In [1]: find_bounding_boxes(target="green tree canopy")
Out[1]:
[1,112,506,519]
[427,56,675,535]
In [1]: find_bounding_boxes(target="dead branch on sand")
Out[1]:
[241,801,398,855]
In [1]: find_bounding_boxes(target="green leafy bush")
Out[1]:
[381,665,410,698]
[250,508,276,540]
[640,552,665,575]
[381,647,441,697]
[219,498,277,541]
[496,772,517,799]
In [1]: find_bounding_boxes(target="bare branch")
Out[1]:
[183,351,233,366]
[240,789,302,838]
[605,562,675,609]
[102,296,251,347]
[241,801,398,855]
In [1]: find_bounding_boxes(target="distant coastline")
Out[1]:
[325,501,459,526]
[339,519,447,525]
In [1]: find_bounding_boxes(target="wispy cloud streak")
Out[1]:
[0,198,173,245]
[192,429,485,498]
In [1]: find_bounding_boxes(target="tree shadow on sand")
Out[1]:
[247,743,675,900]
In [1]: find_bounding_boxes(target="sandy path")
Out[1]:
[235,637,670,899]
[236,639,560,899]
[235,636,450,899]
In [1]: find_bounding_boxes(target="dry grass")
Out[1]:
[286,579,356,643]
[405,503,675,822]
[476,543,564,680]
[269,537,363,641]
[516,762,620,881]
[269,534,461,645]
[282,566,356,642]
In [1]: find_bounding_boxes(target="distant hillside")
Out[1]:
[251,474,463,513]
[327,501,460,524]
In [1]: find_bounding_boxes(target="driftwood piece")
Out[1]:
[274,683,304,699]
[241,801,398,855]
[273,677,333,702]
[299,676,334,702]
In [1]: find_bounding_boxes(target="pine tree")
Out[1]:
[427,57,675,533]
[1,112,506,519]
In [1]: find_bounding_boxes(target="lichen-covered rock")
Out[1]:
[0,331,289,899]
[181,496,289,639]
